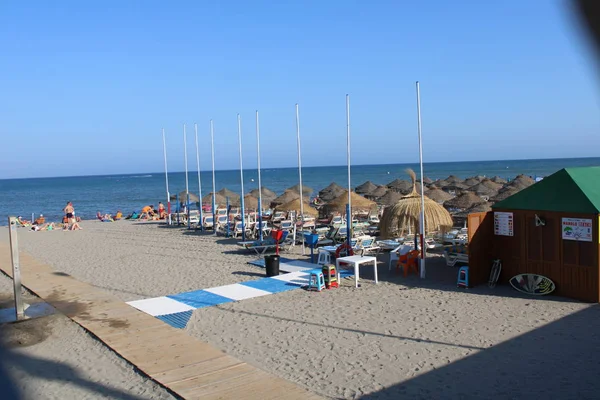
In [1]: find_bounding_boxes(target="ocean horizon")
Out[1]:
[1,156,599,224]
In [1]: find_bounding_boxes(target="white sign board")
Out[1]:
[562,218,592,242]
[494,212,514,236]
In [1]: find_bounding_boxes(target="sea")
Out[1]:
[1,157,599,225]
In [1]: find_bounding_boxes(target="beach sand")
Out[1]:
[0,274,176,400]
[2,220,599,399]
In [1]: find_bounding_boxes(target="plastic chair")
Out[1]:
[397,250,420,277]
[317,249,332,265]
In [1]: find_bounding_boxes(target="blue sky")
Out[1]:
[1,0,599,178]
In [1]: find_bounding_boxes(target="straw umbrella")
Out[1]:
[275,198,318,217]
[387,179,412,194]
[479,178,503,191]
[286,184,313,196]
[377,191,403,206]
[366,185,388,200]
[490,186,521,203]
[243,194,259,210]
[443,192,486,210]
[355,181,378,194]
[504,174,535,191]
[442,182,469,192]
[326,191,377,213]
[217,188,240,202]
[379,169,453,239]
[491,176,507,184]
[271,190,306,206]
[249,187,277,200]
[453,202,493,220]
[424,186,454,203]
[319,182,346,202]
[466,182,499,197]
[177,191,200,203]
[202,192,226,207]
[463,177,481,187]
[422,176,433,184]
[445,175,463,184]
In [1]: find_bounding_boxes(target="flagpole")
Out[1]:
[295,104,305,254]
[346,94,352,248]
[256,110,263,241]
[416,81,426,279]
[162,128,172,225]
[183,124,190,229]
[237,114,246,241]
[194,123,203,231]
[210,120,217,235]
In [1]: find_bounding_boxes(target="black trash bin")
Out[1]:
[265,255,280,277]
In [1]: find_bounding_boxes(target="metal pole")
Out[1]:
[346,94,352,248]
[162,128,172,225]
[8,217,25,320]
[194,123,203,231]
[210,120,217,235]
[237,114,246,241]
[256,110,263,241]
[226,196,230,237]
[183,124,190,229]
[416,81,427,279]
[295,104,305,254]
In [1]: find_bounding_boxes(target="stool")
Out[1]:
[317,249,332,265]
[307,270,326,292]
[322,264,338,288]
[457,266,469,288]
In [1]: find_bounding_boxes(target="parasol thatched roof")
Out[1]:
[326,191,377,213]
[249,187,277,200]
[377,190,403,206]
[286,184,313,196]
[442,182,469,192]
[173,191,200,203]
[490,187,521,203]
[217,188,241,201]
[271,190,307,206]
[243,194,259,209]
[379,169,453,238]
[275,198,318,216]
[453,202,492,218]
[491,176,507,184]
[434,179,449,188]
[466,182,499,196]
[318,182,346,202]
[367,185,389,200]
[355,181,378,194]
[463,177,482,187]
[424,187,454,203]
[202,192,227,206]
[445,175,463,184]
[444,191,486,210]
[479,178,503,191]
[504,174,535,191]
[422,176,433,184]
[387,179,412,193]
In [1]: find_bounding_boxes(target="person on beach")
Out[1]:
[114,210,123,220]
[140,205,155,220]
[64,202,74,223]
[158,202,166,219]
[16,216,31,227]
[33,214,45,225]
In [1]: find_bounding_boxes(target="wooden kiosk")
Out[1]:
[468,167,600,302]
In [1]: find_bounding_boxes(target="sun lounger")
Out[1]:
[238,231,290,255]
[444,244,469,267]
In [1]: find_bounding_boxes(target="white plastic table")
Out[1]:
[336,255,378,288]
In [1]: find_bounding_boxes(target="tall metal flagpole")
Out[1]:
[194,123,203,231]
[162,128,171,225]
[237,114,246,241]
[210,120,217,235]
[416,81,427,279]
[183,124,190,229]
[346,94,352,248]
[256,110,263,241]
[295,104,305,254]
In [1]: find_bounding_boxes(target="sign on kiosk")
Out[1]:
[562,218,592,242]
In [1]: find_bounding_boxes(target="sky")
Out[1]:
[1,0,599,179]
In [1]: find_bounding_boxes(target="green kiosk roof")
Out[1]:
[492,166,600,214]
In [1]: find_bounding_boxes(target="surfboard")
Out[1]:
[509,273,555,295]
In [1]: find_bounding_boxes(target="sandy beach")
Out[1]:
[2,220,600,399]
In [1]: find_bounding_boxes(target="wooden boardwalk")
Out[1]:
[0,243,322,400]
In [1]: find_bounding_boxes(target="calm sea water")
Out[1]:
[1,157,599,224]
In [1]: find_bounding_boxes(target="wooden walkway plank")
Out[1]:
[0,243,322,400]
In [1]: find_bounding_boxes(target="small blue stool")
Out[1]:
[307,270,326,292]
[457,266,469,288]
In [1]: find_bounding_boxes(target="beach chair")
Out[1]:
[232,221,251,238]
[356,237,380,256]
[237,230,290,255]
[444,245,469,267]
[271,211,285,223]
[202,215,214,230]
[389,244,413,270]
[279,220,294,232]
[397,250,420,277]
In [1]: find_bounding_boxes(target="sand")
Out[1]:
[0,274,176,400]
[2,220,600,399]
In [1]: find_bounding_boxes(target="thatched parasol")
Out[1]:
[444,191,486,210]
[217,188,241,201]
[271,190,307,206]
[377,190,403,206]
[249,187,277,200]
[479,178,503,191]
[275,198,318,216]
[466,182,499,196]
[174,191,200,203]
[490,187,521,202]
[445,175,463,184]
[243,194,259,209]
[422,176,433,184]
[434,178,449,188]
[491,176,507,184]
[202,192,227,206]
[355,181,378,194]
[453,202,493,218]
[504,174,535,191]
[325,191,377,213]
[286,184,313,196]
[441,182,469,192]
[319,182,346,202]
[379,169,453,238]
[366,185,389,200]
[424,186,454,203]
[387,179,412,193]
[463,177,482,186]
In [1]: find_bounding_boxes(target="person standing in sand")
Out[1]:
[64,202,74,223]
